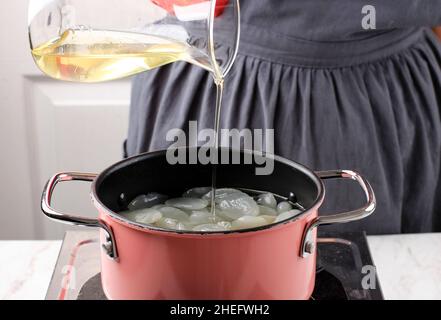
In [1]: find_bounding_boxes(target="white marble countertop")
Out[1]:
[367,233,441,299]
[0,241,62,300]
[0,233,440,300]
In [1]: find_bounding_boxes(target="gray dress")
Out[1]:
[126,0,441,235]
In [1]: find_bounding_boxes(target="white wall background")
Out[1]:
[0,0,131,240]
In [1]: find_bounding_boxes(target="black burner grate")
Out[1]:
[78,269,349,300]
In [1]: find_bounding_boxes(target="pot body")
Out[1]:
[41,148,375,300]
[99,209,318,300]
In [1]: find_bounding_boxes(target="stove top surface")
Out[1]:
[45,231,383,300]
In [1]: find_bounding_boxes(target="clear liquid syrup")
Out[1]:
[32,28,227,220]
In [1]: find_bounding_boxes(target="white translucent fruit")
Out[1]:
[189,209,217,225]
[157,206,189,221]
[204,189,259,220]
[156,217,179,230]
[259,215,277,224]
[277,201,293,213]
[176,222,193,231]
[165,197,209,210]
[124,188,304,232]
[128,193,168,211]
[183,187,212,198]
[275,209,303,223]
[232,216,268,230]
[258,205,277,216]
[202,188,245,202]
[217,221,233,229]
[122,208,162,224]
[256,193,277,209]
[193,223,231,232]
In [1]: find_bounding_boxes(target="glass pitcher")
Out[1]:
[28,0,240,83]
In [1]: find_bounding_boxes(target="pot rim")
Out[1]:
[91,148,326,237]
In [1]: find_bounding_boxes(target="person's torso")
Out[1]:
[218,0,426,67]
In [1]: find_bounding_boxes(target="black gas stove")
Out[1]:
[45,231,383,300]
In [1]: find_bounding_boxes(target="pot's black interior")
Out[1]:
[94,148,323,214]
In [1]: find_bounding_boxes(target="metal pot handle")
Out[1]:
[41,172,118,260]
[300,170,376,258]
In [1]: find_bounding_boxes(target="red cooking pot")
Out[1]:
[41,148,375,300]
